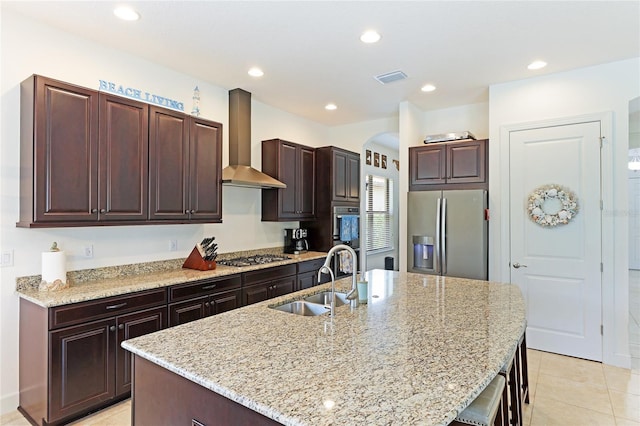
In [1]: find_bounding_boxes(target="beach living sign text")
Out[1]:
[99,80,184,112]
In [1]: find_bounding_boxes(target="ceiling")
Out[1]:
[3,1,639,127]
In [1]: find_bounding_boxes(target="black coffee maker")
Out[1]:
[284,228,309,254]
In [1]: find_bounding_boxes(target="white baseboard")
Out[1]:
[0,392,18,417]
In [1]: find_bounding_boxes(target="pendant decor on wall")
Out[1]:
[527,184,579,227]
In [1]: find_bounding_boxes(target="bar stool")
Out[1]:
[500,331,529,426]
[450,374,506,426]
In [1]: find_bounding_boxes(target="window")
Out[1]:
[365,175,393,252]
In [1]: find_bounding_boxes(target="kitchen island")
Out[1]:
[122,270,526,425]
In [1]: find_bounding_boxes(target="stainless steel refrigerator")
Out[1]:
[407,190,488,280]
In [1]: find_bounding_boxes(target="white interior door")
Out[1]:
[509,121,603,361]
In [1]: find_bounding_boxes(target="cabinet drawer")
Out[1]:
[49,289,167,330]
[169,275,241,303]
[243,264,297,285]
[298,258,325,274]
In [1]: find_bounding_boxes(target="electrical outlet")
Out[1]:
[169,239,178,251]
[1,250,14,267]
[84,245,94,258]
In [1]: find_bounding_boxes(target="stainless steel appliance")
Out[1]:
[331,206,360,278]
[217,254,290,267]
[407,190,488,280]
[284,228,309,254]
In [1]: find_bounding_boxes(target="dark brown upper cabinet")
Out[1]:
[315,146,360,209]
[99,93,149,221]
[19,75,100,226]
[142,108,223,223]
[409,139,488,191]
[261,139,315,221]
[18,75,222,227]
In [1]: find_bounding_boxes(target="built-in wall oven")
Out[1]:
[331,206,360,278]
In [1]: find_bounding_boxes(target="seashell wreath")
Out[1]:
[527,184,579,227]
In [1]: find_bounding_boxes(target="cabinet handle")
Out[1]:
[91,208,98,213]
[100,208,106,213]
[190,209,196,214]
[202,284,217,290]
[185,210,190,214]
[118,324,124,330]
[205,302,210,307]
[109,326,116,332]
[106,302,127,310]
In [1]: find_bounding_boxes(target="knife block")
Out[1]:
[182,246,216,271]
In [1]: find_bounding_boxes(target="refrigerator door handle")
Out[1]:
[441,197,447,275]
[435,197,441,274]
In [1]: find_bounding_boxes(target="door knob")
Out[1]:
[512,262,528,269]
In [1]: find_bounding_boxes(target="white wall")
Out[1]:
[419,102,490,145]
[0,9,332,414]
[489,58,640,368]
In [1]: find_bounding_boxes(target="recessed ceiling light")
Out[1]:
[421,84,436,92]
[528,60,547,70]
[113,6,140,21]
[360,30,381,44]
[248,67,264,77]
[325,103,337,111]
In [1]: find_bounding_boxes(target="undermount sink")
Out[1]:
[303,292,349,307]
[271,301,329,316]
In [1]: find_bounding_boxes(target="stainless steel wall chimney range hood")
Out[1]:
[221,88,286,189]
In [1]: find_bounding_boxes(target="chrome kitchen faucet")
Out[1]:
[318,244,359,316]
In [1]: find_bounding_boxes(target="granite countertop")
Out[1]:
[122,269,527,426]
[16,249,327,308]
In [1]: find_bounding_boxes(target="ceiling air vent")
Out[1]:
[374,70,408,85]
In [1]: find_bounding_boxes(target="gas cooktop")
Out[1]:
[217,254,291,267]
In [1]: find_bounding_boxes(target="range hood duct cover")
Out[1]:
[222,88,286,189]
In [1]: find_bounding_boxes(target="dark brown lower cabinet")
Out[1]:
[19,290,167,426]
[168,275,242,327]
[242,264,297,306]
[115,306,166,396]
[18,260,326,425]
[168,289,242,327]
[49,318,115,422]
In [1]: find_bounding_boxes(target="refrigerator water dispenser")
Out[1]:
[413,236,434,270]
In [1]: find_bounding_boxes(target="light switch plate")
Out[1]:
[1,250,14,267]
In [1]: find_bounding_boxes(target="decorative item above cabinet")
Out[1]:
[17,75,222,228]
[409,139,488,191]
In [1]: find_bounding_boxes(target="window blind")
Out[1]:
[365,175,393,251]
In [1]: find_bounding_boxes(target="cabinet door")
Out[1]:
[270,276,296,298]
[447,139,486,184]
[99,94,149,221]
[298,146,316,218]
[34,77,99,222]
[243,282,270,306]
[278,141,299,219]
[115,306,166,397]
[149,107,189,220]
[188,118,222,222]
[409,145,447,188]
[331,149,360,202]
[209,289,242,315]
[168,296,208,327]
[332,150,348,201]
[297,271,317,291]
[49,318,115,422]
[346,153,360,201]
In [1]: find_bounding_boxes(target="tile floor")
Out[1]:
[2,270,638,426]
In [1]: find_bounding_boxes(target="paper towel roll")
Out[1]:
[42,250,67,284]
